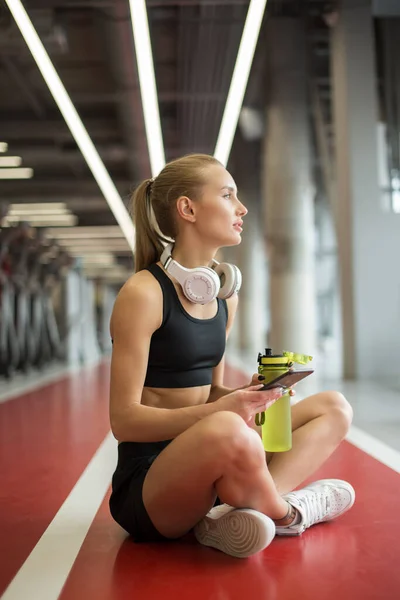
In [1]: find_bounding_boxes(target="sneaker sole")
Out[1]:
[194,508,276,558]
[304,478,356,520]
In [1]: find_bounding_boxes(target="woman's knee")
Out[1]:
[198,411,265,467]
[323,391,353,437]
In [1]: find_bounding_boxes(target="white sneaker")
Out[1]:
[276,479,355,536]
[194,504,276,558]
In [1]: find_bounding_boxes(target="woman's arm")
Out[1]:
[109,272,220,442]
[206,294,263,438]
[206,293,239,403]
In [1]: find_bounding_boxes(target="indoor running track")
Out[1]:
[0,361,399,600]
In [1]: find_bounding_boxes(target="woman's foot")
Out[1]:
[275,479,355,536]
[193,504,276,558]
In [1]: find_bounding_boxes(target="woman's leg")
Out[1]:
[142,411,289,539]
[267,391,353,495]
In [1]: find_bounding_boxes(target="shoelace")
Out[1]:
[286,489,331,529]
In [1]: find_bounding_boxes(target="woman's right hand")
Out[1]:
[215,384,284,424]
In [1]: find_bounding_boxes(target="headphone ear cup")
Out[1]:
[181,266,221,304]
[214,263,242,299]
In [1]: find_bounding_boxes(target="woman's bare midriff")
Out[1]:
[141,384,211,409]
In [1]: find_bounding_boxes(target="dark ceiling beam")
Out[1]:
[23,0,336,11]
[72,90,226,104]
[0,179,134,196]
[0,58,47,119]
[7,144,209,168]
[24,0,250,7]
[97,1,150,180]
[8,144,128,166]
[76,212,127,227]
[0,119,120,140]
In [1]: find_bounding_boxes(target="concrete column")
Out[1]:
[331,0,399,380]
[64,271,101,366]
[262,18,316,357]
[81,279,101,365]
[65,270,84,366]
[98,283,116,354]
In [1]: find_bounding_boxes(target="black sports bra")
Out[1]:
[143,263,228,388]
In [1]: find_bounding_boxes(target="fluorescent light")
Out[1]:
[5,0,135,251]
[0,143,8,152]
[6,213,72,222]
[85,266,127,275]
[63,238,129,245]
[65,245,131,253]
[81,254,115,265]
[129,0,165,176]
[85,271,129,283]
[10,202,67,212]
[0,156,22,167]
[5,214,77,226]
[45,226,126,239]
[10,207,69,216]
[62,240,130,250]
[214,0,268,166]
[0,167,33,179]
[9,208,69,216]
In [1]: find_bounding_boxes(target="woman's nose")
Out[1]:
[237,200,248,216]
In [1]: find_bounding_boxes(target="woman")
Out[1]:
[109,154,355,559]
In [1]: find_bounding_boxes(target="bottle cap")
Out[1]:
[283,351,313,365]
[258,348,313,366]
[258,348,288,366]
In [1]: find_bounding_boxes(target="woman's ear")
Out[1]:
[176,196,196,222]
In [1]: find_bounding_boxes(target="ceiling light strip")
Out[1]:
[10,202,67,211]
[0,167,33,179]
[129,0,165,176]
[45,226,125,237]
[9,209,69,216]
[214,0,268,166]
[5,0,135,251]
[6,216,78,226]
[0,143,8,152]
[0,156,22,167]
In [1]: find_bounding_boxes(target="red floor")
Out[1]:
[0,363,111,596]
[1,363,400,599]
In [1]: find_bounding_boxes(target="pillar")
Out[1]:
[262,18,317,357]
[331,0,399,380]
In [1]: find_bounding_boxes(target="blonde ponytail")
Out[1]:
[131,154,223,272]
[132,179,164,273]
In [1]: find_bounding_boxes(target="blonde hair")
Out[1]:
[131,153,222,272]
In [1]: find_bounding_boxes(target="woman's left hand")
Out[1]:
[245,373,296,397]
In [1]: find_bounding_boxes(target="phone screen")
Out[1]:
[261,369,314,391]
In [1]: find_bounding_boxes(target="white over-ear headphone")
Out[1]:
[160,243,242,304]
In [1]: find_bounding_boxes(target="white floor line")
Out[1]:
[346,425,400,474]
[1,432,117,600]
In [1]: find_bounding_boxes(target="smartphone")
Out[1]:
[260,369,314,391]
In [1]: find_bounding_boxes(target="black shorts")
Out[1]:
[109,440,221,543]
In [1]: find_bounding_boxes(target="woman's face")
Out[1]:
[193,165,248,247]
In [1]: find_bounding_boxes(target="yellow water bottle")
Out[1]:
[256,348,313,452]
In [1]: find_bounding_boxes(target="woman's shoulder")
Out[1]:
[111,268,163,333]
[119,268,162,305]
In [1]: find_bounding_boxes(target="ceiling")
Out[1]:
[0,0,336,276]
